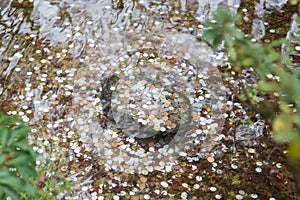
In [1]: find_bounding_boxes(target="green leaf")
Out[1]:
[7,153,31,166]
[289,0,299,5]
[241,58,254,66]
[270,38,287,47]
[12,125,29,137]
[14,138,38,158]
[0,125,10,148]
[258,81,280,92]
[2,185,20,200]
[288,140,300,162]
[272,111,297,142]
[267,51,281,62]
[0,115,23,125]
[204,22,218,29]
[273,130,299,142]
[16,165,38,181]
[0,191,4,200]
[212,36,222,49]
[23,182,37,197]
[224,34,234,48]
[0,176,24,191]
[202,29,222,49]
[0,154,5,163]
[7,126,29,147]
[0,169,12,178]
[0,113,37,199]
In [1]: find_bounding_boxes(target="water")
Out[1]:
[69,29,226,174]
[0,0,298,199]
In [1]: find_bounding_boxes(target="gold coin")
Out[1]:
[156,84,162,89]
[148,84,155,90]
[111,142,118,147]
[160,95,166,100]
[171,114,179,119]
[153,124,160,129]
[248,148,255,154]
[165,120,172,126]
[98,161,105,165]
[132,110,138,115]
[167,88,173,93]
[207,157,215,163]
[133,116,139,120]
[125,80,131,84]
[170,123,176,128]
[191,112,198,117]
[148,115,155,120]
[179,121,185,125]
[162,116,168,121]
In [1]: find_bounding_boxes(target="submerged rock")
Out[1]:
[71,29,227,173]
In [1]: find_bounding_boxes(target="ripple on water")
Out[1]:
[71,29,226,174]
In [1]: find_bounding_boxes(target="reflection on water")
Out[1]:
[0,0,299,199]
[69,29,226,174]
[251,0,265,40]
[265,0,289,9]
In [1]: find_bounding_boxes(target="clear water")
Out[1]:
[0,0,297,199]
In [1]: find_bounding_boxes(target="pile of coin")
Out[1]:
[110,74,192,139]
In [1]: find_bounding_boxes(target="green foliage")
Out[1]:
[0,112,38,199]
[203,7,300,162]
[289,0,300,5]
[35,163,73,199]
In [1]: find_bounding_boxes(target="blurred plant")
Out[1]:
[34,159,73,199]
[289,0,299,5]
[203,7,300,192]
[0,112,38,199]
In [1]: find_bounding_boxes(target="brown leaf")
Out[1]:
[37,174,46,188]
